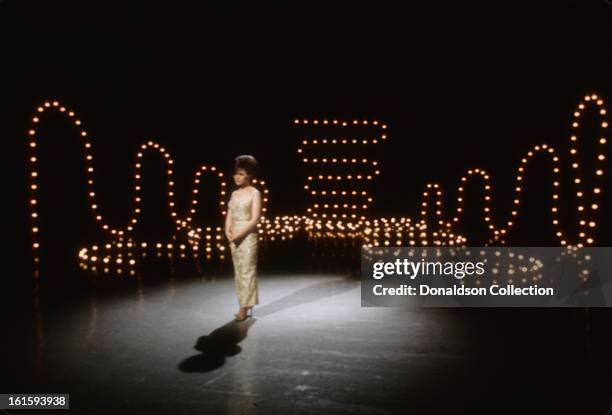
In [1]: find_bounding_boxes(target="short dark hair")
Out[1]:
[234,154,258,178]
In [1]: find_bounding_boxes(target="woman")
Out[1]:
[225,155,262,321]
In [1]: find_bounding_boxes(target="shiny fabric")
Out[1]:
[228,189,260,307]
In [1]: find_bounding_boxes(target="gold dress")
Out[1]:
[228,188,260,307]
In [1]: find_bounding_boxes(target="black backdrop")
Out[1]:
[3,0,612,279]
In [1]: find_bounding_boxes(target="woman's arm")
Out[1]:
[231,190,262,242]
[224,193,233,241]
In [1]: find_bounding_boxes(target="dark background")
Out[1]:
[2,0,612,278]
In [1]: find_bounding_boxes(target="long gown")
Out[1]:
[228,188,260,307]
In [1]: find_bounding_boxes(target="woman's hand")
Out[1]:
[225,230,233,242]
[230,232,244,245]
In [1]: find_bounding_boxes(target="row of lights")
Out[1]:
[296,119,387,218]
[294,119,389,131]
[416,94,607,247]
[29,93,607,275]
[299,138,385,146]
[295,94,607,248]
[26,100,274,271]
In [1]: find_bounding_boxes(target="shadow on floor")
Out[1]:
[178,318,256,372]
[254,278,359,317]
[178,278,357,372]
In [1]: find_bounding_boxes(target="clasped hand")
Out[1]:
[226,230,244,245]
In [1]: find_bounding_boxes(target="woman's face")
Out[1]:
[233,168,250,186]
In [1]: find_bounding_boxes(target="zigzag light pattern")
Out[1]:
[25,93,607,275]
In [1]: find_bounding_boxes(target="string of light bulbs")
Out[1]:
[26,93,607,277]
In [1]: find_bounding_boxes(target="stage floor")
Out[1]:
[3,271,612,414]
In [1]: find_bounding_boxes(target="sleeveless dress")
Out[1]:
[228,188,260,307]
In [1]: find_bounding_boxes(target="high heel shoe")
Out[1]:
[234,308,248,321]
[234,307,252,321]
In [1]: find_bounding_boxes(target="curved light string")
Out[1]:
[26,93,607,275]
[26,100,273,270]
[422,93,607,247]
